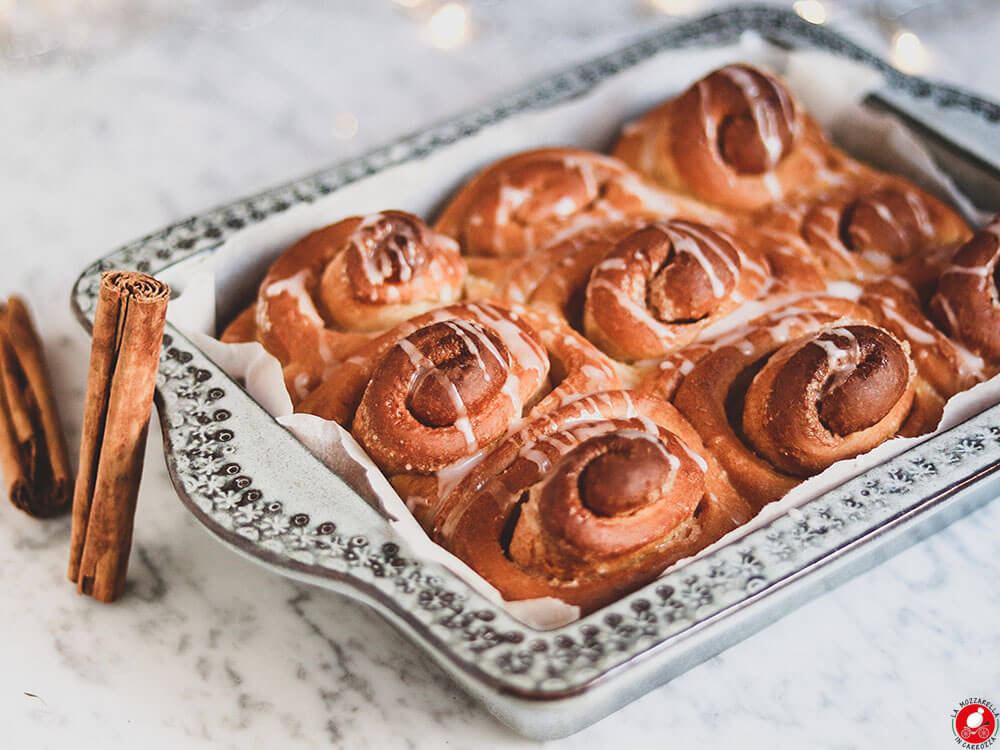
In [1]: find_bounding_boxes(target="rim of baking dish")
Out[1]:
[70,5,1000,699]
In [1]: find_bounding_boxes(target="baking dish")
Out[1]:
[70,6,1000,739]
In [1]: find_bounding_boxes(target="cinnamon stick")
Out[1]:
[68,271,170,602]
[0,296,73,517]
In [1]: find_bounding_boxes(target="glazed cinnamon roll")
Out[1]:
[930,217,1000,368]
[614,64,857,210]
[223,211,465,402]
[433,148,721,292]
[657,304,933,508]
[498,218,770,363]
[760,177,970,283]
[582,219,769,361]
[429,391,750,612]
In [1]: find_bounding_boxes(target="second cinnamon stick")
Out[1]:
[0,297,73,517]
[68,271,170,602]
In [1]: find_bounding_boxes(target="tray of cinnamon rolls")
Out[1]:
[71,7,1000,739]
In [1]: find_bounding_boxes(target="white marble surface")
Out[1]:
[2,1,1000,748]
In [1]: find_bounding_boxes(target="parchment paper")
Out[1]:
[167,34,998,629]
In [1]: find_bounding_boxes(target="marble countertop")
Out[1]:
[2,2,999,748]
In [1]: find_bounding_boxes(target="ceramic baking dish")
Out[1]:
[70,6,1000,739]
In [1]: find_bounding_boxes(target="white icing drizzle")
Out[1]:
[614,174,679,215]
[293,372,311,401]
[942,262,991,290]
[805,208,854,262]
[866,197,909,247]
[903,191,934,238]
[264,269,324,326]
[952,339,987,375]
[443,320,490,381]
[763,172,783,200]
[349,212,419,286]
[717,65,793,169]
[435,448,488,503]
[662,221,737,298]
[553,196,579,217]
[866,293,938,345]
[560,155,599,199]
[811,326,859,376]
[935,293,960,333]
[589,278,669,336]
[465,304,547,378]
[398,337,477,451]
[595,256,628,272]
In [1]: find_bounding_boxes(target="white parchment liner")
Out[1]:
[166,34,998,629]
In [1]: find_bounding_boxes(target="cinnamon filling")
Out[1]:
[816,333,909,435]
[647,253,718,323]
[526,428,706,557]
[404,321,510,428]
[579,437,676,517]
[838,190,926,260]
[712,66,795,175]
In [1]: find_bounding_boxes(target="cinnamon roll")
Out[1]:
[614,64,857,210]
[659,304,933,508]
[760,177,970,283]
[225,211,465,402]
[930,217,1000,368]
[429,391,750,612]
[498,218,770,363]
[582,219,770,361]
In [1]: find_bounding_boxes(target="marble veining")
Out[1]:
[2,2,1000,748]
